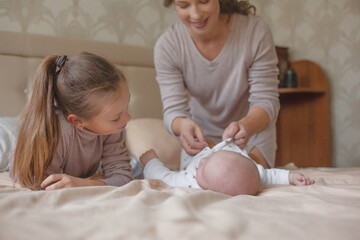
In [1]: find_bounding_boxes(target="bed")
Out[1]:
[1,30,360,240]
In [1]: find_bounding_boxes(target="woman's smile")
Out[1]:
[191,18,208,29]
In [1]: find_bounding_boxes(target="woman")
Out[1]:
[154,0,279,168]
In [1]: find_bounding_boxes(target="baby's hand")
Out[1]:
[289,171,315,186]
[139,149,158,166]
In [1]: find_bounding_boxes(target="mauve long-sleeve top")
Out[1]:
[154,14,280,166]
[44,113,132,186]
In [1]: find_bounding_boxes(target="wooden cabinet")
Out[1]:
[275,60,331,168]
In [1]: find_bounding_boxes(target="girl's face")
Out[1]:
[82,83,131,135]
[174,0,221,38]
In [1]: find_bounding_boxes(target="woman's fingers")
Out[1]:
[194,126,206,143]
[179,122,207,155]
[222,122,238,140]
[223,122,249,149]
[233,138,247,148]
[234,125,246,139]
[180,133,206,155]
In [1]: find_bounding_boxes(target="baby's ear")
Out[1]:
[198,158,206,168]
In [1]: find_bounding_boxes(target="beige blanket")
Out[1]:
[1,167,360,240]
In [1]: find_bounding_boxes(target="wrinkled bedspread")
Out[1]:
[1,167,360,240]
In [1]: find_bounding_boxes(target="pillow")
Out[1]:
[125,118,181,171]
[0,117,18,172]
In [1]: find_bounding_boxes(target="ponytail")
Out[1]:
[13,55,61,190]
[13,52,125,190]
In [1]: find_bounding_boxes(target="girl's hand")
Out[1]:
[222,121,249,149]
[140,149,158,166]
[41,174,106,190]
[289,172,315,186]
[176,118,207,155]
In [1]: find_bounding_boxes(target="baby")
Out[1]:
[140,139,314,196]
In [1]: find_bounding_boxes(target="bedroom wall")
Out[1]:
[252,0,360,168]
[0,0,359,167]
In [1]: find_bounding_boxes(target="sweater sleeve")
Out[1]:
[247,16,280,123]
[154,29,191,136]
[100,131,132,187]
[255,161,290,185]
[144,158,188,188]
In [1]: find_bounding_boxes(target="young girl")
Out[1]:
[11,52,133,190]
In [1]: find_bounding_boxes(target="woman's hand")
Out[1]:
[222,121,249,149]
[41,174,106,190]
[289,172,315,186]
[223,107,271,149]
[173,117,207,155]
[140,149,158,166]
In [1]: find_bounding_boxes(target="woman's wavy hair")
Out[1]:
[12,52,126,190]
[163,0,256,16]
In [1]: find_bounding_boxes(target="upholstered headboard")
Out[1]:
[0,30,163,119]
[0,30,182,170]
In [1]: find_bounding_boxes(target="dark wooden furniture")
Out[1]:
[275,60,331,167]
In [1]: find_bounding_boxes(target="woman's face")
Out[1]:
[174,0,221,37]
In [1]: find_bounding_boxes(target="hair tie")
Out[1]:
[55,55,68,72]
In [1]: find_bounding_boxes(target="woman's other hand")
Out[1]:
[222,121,249,149]
[173,117,207,155]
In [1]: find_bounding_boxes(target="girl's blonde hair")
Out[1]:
[163,0,256,15]
[12,52,126,190]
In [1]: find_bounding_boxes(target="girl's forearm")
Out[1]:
[85,178,107,186]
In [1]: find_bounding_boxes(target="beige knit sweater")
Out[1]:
[154,14,279,166]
